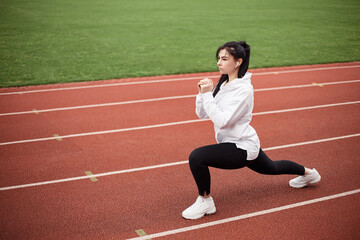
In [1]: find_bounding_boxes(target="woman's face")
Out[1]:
[217,49,239,75]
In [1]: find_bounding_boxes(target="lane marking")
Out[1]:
[32,109,39,114]
[0,79,359,117]
[312,82,324,87]
[253,65,360,76]
[135,229,152,240]
[0,95,196,117]
[262,133,360,151]
[0,76,213,96]
[0,101,359,146]
[0,119,208,146]
[252,101,360,116]
[0,64,359,96]
[127,189,360,240]
[254,79,359,92]
[85,171,98,182]
[53,134,62,141]
[0,160,189,191]
[0,133,358,191]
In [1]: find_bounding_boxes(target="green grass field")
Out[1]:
[0,0,359,87]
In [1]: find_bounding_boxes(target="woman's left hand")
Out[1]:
[198,78,213,94]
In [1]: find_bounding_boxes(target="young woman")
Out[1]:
[182,41,321,220]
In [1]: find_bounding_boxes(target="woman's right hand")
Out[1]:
[198,78,213,94]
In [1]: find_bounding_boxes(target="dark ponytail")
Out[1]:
[213,41,251,97]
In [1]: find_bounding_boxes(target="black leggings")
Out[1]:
[189,143,305,196]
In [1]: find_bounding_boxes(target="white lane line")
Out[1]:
[253,64,360,76]
[0,101,359,146]
[263,133,360,151]
[1,79,359,117]
[0,161,189,191]
[127,189,360,240]
[0,119,208,146]
[0,133,359,191]
[0,76,213,96]
[252,101,360,116]
[254,79,360,92]
[0,94,197,116]
[1,65,359,96]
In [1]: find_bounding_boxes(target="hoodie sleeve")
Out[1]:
[200,88,252,129]
[195,93,209,119]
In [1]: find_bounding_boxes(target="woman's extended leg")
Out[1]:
[247,149,321,188]
[247,149,305,175]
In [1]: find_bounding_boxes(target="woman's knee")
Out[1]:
[248,149,277,174]
[189,147,206,167]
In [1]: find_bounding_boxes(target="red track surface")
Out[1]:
[0,62,359,239]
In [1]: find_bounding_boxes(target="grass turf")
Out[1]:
[0,0,359,87]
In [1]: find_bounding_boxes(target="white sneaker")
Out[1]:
[289,168,321,188]
[182,196,216,220]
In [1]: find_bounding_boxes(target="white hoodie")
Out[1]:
[195,72,260,160]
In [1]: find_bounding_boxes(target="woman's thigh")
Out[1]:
[189,143,249,169]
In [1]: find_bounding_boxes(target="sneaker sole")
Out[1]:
[182,207,216,220]
[289,181,307,188]
[289,175,321,188]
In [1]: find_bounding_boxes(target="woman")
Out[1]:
[182,41,321,220]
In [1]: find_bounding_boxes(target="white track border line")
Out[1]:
[0,101,359,146]
[1,65,359,96]
[127,189,360,240]
[1,79,359,117]
[0,95,196,116]
[0,133,359,191]
[255,79,360,92]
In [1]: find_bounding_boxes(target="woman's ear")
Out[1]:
[236,59,243,68]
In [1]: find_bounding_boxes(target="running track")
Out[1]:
[0,62,359,239]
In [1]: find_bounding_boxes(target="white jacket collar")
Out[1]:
[221,72,252,90]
